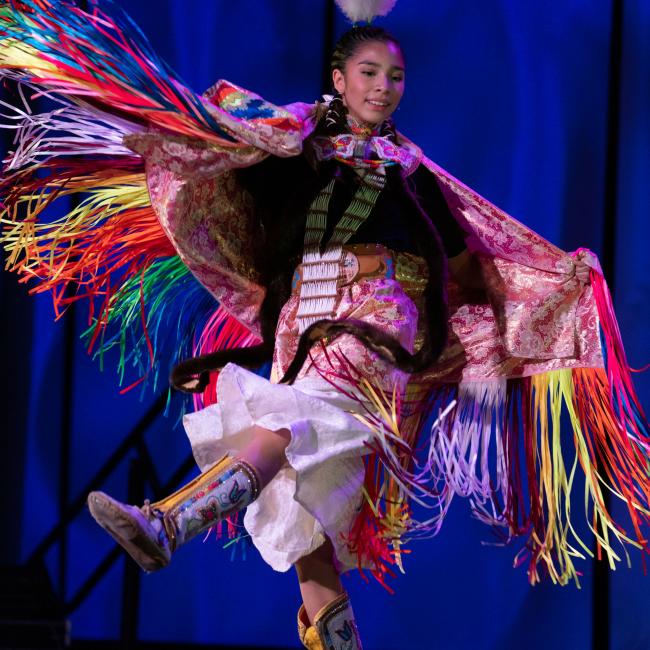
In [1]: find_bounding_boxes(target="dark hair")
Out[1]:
[330,25,403,75]
[319,26,403,138]
[171,27,450,392]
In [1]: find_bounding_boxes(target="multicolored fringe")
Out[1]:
[323,277,650,589]
[191,306,262,410]
[1,142,257,397]
[2,0,648,591]
[0,0,234,142]
[0,1,262,395]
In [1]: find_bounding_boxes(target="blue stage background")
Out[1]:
[3,1,649,648]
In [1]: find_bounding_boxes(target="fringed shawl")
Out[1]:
[1,0,648,589]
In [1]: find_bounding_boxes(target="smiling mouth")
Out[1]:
[367,100,390,108]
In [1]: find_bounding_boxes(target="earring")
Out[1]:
[324,93,343,132]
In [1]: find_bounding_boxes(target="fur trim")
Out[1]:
[170,344,273,393]
[279,318,436,385]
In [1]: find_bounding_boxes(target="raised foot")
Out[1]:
[87,491,171,573]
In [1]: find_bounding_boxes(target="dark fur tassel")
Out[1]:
[170,343,273,393]
[280,318,442,385]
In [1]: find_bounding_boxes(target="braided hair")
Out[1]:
[171,26,450,391]
[280,25,449,382]
[331,25,403,76]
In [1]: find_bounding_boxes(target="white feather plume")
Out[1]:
[334,0,398,24]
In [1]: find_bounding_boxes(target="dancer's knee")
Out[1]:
[239,425,291,486]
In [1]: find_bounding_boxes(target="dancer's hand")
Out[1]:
[574,259,591,285]
[573,251,592,285]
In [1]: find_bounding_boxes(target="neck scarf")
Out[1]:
[311,133,420,173]
[310,114,420,174]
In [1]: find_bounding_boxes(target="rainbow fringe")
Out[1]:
[0,0,234,142]
[0,2,262,395]
[328,272,650,589]
[1,146,257,394]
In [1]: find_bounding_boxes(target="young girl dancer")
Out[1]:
[0,2,645,648]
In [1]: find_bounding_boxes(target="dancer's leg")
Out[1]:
[88,424,291,571]
[295,540,363,648]
[295,539,344,622]
[238,425,291,486]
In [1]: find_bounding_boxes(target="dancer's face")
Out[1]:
[332,40,405,126]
